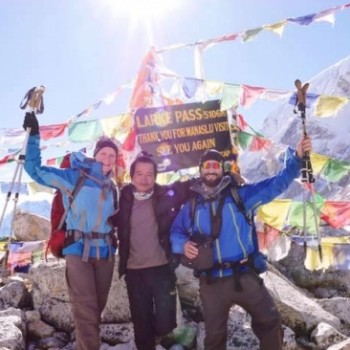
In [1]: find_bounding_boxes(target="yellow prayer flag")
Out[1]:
[314,95,348,117]
[304,237,350,271]
[304,243,333,271]
[263,20,287,37]
[310,153,329,175]
[257,199,292,230]
[27,181,54,195]
[100,113,132,139]
[0,241,8,251]
[204,81,223,97]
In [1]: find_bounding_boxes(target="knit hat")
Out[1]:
[199,149,224,169]
[93,138,118,157]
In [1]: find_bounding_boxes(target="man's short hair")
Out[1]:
[130,153,158,178]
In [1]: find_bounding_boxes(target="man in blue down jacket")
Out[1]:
[170,136,312,350]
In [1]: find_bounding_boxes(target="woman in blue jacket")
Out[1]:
[23,112,118,350]
[170,136,312,350]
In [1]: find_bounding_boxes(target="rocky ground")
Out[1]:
[2,213,350,349]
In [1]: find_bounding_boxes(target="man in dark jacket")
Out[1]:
[116,153,194,350]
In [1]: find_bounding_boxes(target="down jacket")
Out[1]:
[170,147,301,278]
[24,134,117,259]
[116,180,194,277]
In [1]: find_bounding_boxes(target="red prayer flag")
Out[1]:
[39,123,67,140]
[321,201,350,229]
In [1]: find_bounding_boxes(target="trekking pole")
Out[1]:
[0,86,45,267]
[294,79,322,261]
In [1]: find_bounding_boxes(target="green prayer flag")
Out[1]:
[237,131,254,150]
[68,120,102,142]
[220,84,241,111]
[288,200,323,235]
[322,159,350,182]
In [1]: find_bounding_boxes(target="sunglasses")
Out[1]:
[202,161,222,170]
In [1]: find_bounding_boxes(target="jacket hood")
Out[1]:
[190,175,232,200]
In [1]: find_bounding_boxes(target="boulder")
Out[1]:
[12,211,50,241]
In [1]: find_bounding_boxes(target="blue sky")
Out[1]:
[1,0,349,134]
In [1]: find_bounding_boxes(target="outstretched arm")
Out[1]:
[22,113,72,189]
[239,135,313,213]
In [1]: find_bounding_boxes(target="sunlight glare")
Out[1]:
[106,0,181,21]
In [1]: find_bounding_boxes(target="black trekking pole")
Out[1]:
[294,79,322,262]
[0,86,45,268]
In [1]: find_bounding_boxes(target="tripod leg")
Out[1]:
[8,161,26,245]
[302,187,307,257]
[0,161,22,229]
[2,128,31,269]
[309,186,322,261]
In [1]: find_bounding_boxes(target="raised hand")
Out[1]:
[23,112,39,136]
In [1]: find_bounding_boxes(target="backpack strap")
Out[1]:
[194,186,265,287]
[189,195,197,231]
[230,186,252,226]
[210,195,225,240]
[57,171,86,230]
[230,186,260,248]
[189,194,225,240]
[230,187,264,270]
[46,171,86,260]
[112,183,119,211]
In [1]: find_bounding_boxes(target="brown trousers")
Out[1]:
[65,255,115,350]
[199,271,283,350]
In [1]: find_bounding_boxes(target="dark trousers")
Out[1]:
[125,264,177,350]
[199,271,283,350]
[65,255,115,350]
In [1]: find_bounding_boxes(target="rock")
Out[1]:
[311,322,347,349]
[275,242,350,298]
[100,323,134,345]
[25,310,41,323]
[27,319,56,340]
[318,297,350,325]
[264,267,341,333]
[314,287,339,299]
[37,331,70,349]
[2,242,350,349]
[0,307,26,335]
[29,257,131,332]
[0,280,31,309]
[12,212,50,241]
[0,319,25,350]
[0,308,26,350]
[327,338,350,349]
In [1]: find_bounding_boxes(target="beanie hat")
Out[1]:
[93,138,118,157]
[199,149,224,169]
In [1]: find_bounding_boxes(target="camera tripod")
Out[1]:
[294,79,322,261]
[0,86,45,267]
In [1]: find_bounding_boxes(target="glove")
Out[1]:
[23,112,39,135]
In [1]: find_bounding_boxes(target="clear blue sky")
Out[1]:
[1,0,349,134]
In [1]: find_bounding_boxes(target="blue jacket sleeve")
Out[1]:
[24,135,73,189]
[170,202,192,254]
[239,147,301,214]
